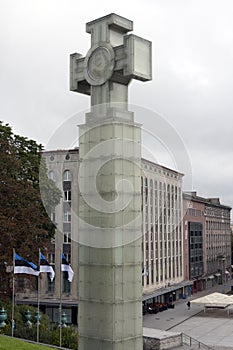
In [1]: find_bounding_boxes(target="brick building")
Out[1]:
[183,192,231,293]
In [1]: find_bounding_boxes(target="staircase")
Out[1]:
[180,333,215,349]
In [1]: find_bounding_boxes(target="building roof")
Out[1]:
[43,148,79,155]
[183,191,231,210]
[142,157,184,177]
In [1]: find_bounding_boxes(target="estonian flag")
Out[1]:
[14,252,40,276]
[40,253,55,282]
[61,253,74,282]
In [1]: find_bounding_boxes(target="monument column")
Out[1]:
[70,13,152,350]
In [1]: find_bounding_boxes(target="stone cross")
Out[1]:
[70,13,152,114]
[70,14,152,350]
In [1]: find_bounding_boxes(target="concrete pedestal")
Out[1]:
[78,119,142,349]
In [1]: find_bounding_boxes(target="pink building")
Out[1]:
[183,192,231,293]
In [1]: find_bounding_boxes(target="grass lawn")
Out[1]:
[0,336,58,350]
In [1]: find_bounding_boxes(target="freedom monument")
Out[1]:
[70,13,152,349]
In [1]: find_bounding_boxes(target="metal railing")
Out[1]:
[182,333,215,349]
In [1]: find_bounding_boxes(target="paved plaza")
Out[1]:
[143,279,233,349]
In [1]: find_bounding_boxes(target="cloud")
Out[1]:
[0,0,233,217]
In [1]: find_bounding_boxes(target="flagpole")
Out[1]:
[37,248,40,343]
[11,248,15,337]
[59,248,62,349]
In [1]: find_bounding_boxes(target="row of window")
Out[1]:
[206,220,230,230]
[47,253,71,264]
[47,272,71,293]
[142,179,181,206]
[48,169,72,182]
[142,256,183,286]
[143,164,179,179]
[142,177,182,286]
[187,208,202,217]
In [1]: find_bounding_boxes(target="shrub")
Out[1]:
[0,299,78,349]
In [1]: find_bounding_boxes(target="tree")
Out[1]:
[0,122,61,297]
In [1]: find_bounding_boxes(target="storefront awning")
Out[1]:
[142,280,193,301]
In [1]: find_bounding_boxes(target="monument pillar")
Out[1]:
[70,13,152,350]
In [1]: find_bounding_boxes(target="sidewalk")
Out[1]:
[143,279,233,331]
[143,279,233,349]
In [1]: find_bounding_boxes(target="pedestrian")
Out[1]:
[187,301,191,310]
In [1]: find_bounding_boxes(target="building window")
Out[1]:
[63,211,71,222]
[64,190,71,202]
[47,273,55,293]
[64,232,71,243]
[63,170,71,181]
[62,253,71,293]
[17,277,24,290]
[188,222,203,279]
[48,170,56,181]
[50,208,55,222]
[63,272,71,293]
[63,253,71,263]
[48,253,55,264]
[145,177,148,205]
[151,260,154,284]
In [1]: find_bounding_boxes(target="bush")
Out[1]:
[0,300,78,349]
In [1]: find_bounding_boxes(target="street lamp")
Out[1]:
[25,309,32,327]
[0,307,7,327]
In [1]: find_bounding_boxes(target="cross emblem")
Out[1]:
[70,13,152,112]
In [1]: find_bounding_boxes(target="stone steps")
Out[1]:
[143,328,215,350]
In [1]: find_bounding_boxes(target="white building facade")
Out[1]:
[141,159,184,291]
[16,148,192,321]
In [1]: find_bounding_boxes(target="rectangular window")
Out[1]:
[17,277,24,290]
[156,259,158,282]
[64,190,71,201]
[63,211,71,222]
[151,259,154,284]
[63,232,71,243]
[48,253,55,264]
[63,272,71,293]
[63,253,71,263]
[50,205,56,222]
[50,212,55,222]
[47,273,55,293]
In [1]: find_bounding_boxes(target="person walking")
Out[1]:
[187,301,191,310]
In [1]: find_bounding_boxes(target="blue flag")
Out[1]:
[14,252,39,276]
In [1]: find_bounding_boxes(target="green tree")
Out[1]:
[0,121,61,298]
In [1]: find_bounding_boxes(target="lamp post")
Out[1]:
[61,311,67,328]
[35,309,41,343]
[0,307,7,327]
[25,309,32,327]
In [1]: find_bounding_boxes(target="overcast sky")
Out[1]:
[1,0,233,217]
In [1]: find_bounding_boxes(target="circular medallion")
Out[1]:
[84,43,115,86]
